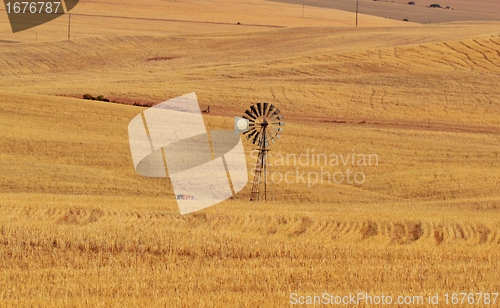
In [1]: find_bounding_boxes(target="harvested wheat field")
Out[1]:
[0,0,500,306]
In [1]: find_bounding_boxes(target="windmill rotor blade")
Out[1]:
[243,127,256,135]
[272,109,281,117]
[242,114,256,123]
[269,125,280,133]
[266,104,275,117]
[268,130,279,138]
[257,103,263,117]
[266,130,277,143]
[252,131,261,145]
[247,130,257,139]
[269,110,281,120]
[268,125,278,132]
[250,105,259,118]
[244,110,257,120]
[263,103,269,116]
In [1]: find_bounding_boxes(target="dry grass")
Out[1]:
[0,0,408,44]
[0,0,500,306]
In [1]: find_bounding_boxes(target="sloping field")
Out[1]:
[272,0,500,24]
[0,0,407,44]
[393,0,500,15]
[1,0,500,306]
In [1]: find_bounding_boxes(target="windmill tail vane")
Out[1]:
[234,102,284,201]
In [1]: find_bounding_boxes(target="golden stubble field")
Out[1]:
[0,0,500,306]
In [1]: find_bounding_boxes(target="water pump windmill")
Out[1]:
[235,103,284,201]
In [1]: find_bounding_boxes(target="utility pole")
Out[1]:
[68,13,71,40]
[356,0,359,27]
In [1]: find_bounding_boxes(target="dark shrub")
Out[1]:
[83,93,95,100]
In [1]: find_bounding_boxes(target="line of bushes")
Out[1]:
[83,93,110,102]
[82,94,152,107]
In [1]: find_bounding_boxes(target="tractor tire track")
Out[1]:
[460,41,500,70]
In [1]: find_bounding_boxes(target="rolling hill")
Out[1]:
[0,0,499,306]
